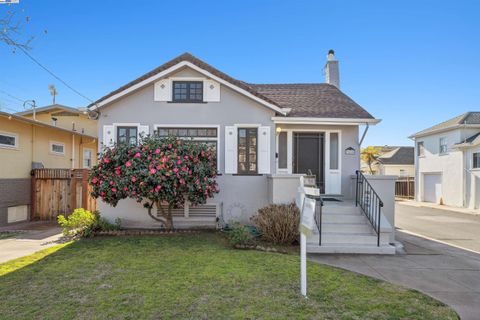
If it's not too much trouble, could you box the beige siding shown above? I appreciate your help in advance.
[23,112,97,137]
[0,117,97,179]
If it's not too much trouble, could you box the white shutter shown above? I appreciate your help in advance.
[258,126,271,174]
[154,79,172,101]
[203,79,220,102]
[138,125,149,141]
[224,126,237,174]
[102,125,114,148]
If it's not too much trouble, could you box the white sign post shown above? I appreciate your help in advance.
[297,182,319,298]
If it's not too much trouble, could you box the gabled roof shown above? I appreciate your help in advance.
[88,53,283,113]
[378,146,414,165]
[453,131,480,148]
[0,111,96,139]
[410,112,480,139]
[16,104,80,116]
[88,52,377,120]
[251,83,374,119]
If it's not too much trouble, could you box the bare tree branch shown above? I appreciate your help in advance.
[0,9,34,51]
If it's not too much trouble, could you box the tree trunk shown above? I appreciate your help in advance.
[154,201,174,230]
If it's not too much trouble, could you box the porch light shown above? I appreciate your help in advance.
[276,127,282,135]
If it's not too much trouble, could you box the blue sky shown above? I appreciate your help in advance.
[0,0,478,146]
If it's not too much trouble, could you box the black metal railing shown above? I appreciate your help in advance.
[310,194,324,246]
[355,170,383,246]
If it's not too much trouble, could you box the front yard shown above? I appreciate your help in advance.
[0,233,457,319]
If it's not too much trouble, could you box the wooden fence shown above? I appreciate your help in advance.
[395,176,415,199]
[31,168,96,221]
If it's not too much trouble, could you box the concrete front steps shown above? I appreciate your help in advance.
[307,203,395,255]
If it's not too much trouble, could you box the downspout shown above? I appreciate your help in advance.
[358,123,370,146]
[71,134,75,169]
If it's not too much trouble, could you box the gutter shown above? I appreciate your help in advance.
[271,117,381,125]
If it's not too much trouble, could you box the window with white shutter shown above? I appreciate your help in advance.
[102,125,114,148]
[257,126,271,174]
[224,126,237,174]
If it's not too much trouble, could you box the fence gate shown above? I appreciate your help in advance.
[31,169,96,221]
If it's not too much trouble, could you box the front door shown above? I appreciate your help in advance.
[293,132,325,193]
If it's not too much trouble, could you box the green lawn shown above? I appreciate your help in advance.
[0,232,20,240]
[0,233,457,320]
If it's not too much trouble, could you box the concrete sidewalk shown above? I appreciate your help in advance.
[398,199,480,216]
[309,230,480,320]
[0,222,64,264]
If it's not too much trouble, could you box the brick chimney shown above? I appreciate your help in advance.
[324,49,340,88]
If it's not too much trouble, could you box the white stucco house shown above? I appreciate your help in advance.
[410,112,480,209]
[87,51,396,254]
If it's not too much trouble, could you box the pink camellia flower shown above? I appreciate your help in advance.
[109,181,114,185]
[168,144,172,149]
[155,185,161,192]
[103,158,110,164]
[155,148,160,154]
[125,161,132,167]
[134,152,141,158]
[131,176,137,182]
[123,187,128,191]
[173,167,179,173]
[150,168,157,174]
[179,179,185,185]
[91,177,98,184]
[176,159,182,165]
[111,187,117,193]
[147,155,152,161]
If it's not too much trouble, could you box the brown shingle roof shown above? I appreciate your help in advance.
[250,83,374,118]
[88,52,280,110]
[89,52,375,120]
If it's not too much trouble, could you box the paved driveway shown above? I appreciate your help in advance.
[0,222,64,264]
[310,203,480,320]
[396,202,480,253]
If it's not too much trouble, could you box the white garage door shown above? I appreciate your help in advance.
[424,173,442,203]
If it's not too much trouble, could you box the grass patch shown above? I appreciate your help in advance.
[0,232,20,240]
[0,233,458,319]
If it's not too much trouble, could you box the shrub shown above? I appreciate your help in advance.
[251,202,300,245]
[57,208,96,237]
[57,209,121,238]
[227,222,255,247]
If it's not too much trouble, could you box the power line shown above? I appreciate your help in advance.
[0,89,24,103]
[4,34,95,104]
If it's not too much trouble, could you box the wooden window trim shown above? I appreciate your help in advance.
[117,126,138,146]
[237,127,258,175]
[172,81,203,103]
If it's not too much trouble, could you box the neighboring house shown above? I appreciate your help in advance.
[363,146,414,176]
[88,51,396,253]
[16,104,97,137]
[0,111,98,226]
[410,112,480,208]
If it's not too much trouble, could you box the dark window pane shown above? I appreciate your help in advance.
[278,132,287,169]
[172,81,203,102]
[117,126,138,146]
[237,128,258,174]
[0,134,16,147]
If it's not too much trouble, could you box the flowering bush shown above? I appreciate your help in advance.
[89,136,218,229]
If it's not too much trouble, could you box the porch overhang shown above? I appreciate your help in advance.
[271,117,381,126]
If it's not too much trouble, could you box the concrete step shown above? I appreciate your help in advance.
[308,231,390,246]
[321,222,373,233]
[307,243,396,254]
[322,206,361,215]
[322,213,367,224]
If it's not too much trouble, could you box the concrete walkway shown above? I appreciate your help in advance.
[309,230,480,320]
[0,222,64,264]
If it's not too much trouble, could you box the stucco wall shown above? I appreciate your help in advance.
[381,165,415,177]
[23,112,97,137]
[0,117,98,179]
[414,129,464,207]
[97,68,276,226]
